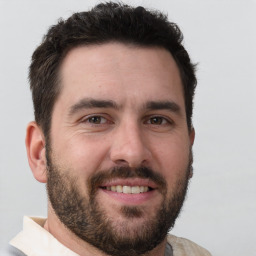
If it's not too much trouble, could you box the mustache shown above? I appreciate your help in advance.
[87,166,167,196]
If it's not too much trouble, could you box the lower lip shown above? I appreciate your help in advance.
[100,188,156,205]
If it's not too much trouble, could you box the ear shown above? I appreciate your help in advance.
[189,127,195,146]
[25,121,47,183]
[189,128,195,179]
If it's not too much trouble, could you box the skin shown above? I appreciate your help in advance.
[26,42,195,256]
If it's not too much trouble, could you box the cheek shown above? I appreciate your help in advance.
[52,132,111,176]
[152,136,191,179]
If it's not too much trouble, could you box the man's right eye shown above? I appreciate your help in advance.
[87,116,107,124]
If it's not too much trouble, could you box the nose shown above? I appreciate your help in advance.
[110,121,151,168]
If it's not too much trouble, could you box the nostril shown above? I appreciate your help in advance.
[110,136,151,167]
[114,159,130,166]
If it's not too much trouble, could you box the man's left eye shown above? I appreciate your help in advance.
[147,116,168,125]
[87,116,107,124]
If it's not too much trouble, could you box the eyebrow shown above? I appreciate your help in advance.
[69,98,119,116]
[69,98,181,116]
[145,100,181,114]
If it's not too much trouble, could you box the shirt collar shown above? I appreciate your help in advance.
[10,216,79,256]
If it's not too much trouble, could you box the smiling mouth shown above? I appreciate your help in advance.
[100,185,153,194]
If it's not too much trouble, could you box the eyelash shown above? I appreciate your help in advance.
[81,114,173,127]
[144,116,172,125]
[81,115,113,125]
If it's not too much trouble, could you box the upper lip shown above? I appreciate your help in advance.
[100,178,158,189]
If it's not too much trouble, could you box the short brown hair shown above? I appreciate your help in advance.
[29,2,197,138]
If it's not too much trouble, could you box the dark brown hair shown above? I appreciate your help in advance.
[29,2,197,137]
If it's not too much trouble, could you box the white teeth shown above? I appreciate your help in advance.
[111,186,116,192]
[105,185,150,194]
[123,186,131,194]
[116,185,122,193]
[132,186,140,194]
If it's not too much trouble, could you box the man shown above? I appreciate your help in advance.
[3,2,211,256]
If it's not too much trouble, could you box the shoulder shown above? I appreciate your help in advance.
[0,244,26,256]
[167,234,212,256]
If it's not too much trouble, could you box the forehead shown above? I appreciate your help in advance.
[57,43,184,111]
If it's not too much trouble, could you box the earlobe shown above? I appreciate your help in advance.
[25,121,47,183]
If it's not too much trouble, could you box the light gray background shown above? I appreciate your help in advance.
[0,1,255,255]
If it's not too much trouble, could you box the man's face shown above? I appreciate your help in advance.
[46,43,194,255]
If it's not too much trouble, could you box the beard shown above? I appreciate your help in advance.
[46,146,192,256]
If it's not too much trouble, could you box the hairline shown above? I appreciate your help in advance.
[43,40,191,141]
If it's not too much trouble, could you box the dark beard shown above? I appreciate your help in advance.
[46,148,192,256]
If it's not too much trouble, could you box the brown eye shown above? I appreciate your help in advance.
[149,117,167,125]
[88,116,107,124]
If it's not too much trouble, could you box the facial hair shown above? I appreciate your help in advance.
[46,147,192,256]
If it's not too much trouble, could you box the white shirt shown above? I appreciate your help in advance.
[10,216,78,256]
[10,216,211,256]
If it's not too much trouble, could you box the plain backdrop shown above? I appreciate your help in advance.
[0,1,255,255]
